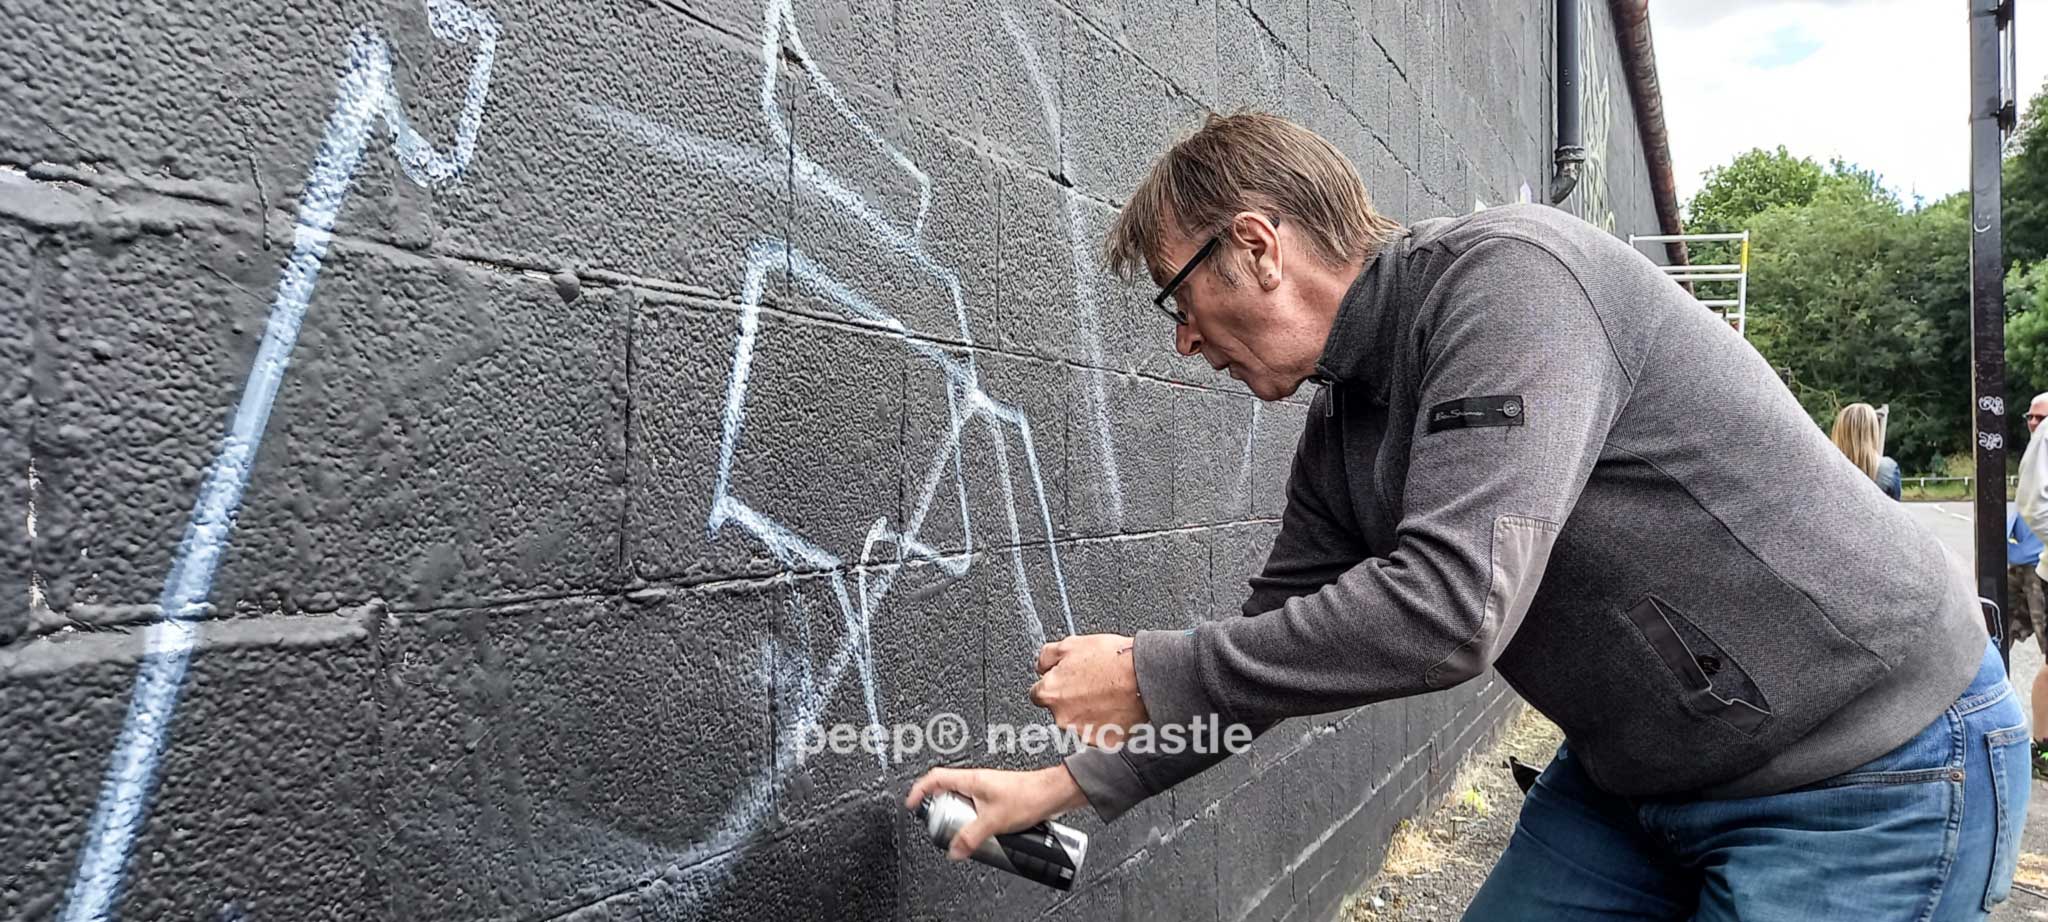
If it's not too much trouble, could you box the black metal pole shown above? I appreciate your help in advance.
[1969,0,2013,665]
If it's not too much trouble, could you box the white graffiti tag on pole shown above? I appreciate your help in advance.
[59,4,498,919]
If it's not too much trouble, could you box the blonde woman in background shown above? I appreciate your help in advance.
[1831,402,1901,500]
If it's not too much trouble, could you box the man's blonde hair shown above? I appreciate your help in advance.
[1103,111,1403,285]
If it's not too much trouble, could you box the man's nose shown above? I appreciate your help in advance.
[1174,323,1201,356]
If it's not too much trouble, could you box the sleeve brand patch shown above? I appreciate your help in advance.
[1427,395,1527,433]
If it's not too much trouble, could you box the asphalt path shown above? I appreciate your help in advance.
[1909,502,2048,919]
[1907,502,2043,724]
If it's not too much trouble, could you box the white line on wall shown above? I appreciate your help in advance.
[999,6,1128,527]
[59,3,498,919]
[27,455,45,614]
[1234,401,1260,505]
[575,0,1082,902]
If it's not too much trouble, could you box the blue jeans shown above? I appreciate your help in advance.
[1465,640,2031,921]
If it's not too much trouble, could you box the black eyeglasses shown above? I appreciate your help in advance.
[2030,413,2047,424]
[1151,219,1278,326]
[1153,236,1218,325]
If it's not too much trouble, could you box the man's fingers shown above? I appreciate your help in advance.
[906,767,965,810]
[949,816,997,861]
[1028,676,1050,709]
[1035,641,1065,675]
[905,772,939,809]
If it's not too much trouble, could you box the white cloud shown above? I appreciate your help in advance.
[1648,0,2048,207]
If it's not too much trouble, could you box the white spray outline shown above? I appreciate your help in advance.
[58,3,499,919]
[998,11,1271,526]
[55,0,1120,912]
[27,456,45,613]
[997,7,1128,526]
[573,0,1085,900]
[1233,400,1261,505]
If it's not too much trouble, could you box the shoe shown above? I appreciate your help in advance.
[2033,740,2048,782]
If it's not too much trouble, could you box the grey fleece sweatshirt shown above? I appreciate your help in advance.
[1065,204,1988,821]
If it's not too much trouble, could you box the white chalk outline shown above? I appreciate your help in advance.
[59,3,499,919]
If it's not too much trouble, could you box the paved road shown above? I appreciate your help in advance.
[1908,502,2048,919]
[1907,502,2043,728]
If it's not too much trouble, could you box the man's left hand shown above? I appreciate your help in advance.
[1030,633,1148,745]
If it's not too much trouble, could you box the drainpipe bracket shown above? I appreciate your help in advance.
[1550,146,1587,203]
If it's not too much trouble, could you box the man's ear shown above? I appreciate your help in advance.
[1230,211,1282,291]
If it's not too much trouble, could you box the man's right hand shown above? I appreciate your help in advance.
[904,764,1091,860]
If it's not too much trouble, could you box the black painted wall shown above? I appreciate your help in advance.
[1,0,1665,919]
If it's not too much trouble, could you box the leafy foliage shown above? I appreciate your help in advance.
[1684,148,1898,306]
[1741,186,1969,473]
[1686,146,1825,234]
[1673,81,2048,475]
[2005,80,2048,266]
[2006,259,2048,422]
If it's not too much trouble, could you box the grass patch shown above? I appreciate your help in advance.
[1379,820,1445,878]
[1902,481,1974,502]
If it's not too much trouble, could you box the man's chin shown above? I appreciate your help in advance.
[1246,376,1302,402]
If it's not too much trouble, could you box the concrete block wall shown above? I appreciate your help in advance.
[1,0,1665,919]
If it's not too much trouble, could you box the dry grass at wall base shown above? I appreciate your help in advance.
[1341,708,1565,922]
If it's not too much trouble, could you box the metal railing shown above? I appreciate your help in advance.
[1631,231,1750,336]
[1900,474,2020,493]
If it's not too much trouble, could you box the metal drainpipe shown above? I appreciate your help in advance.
[1551,0,1585,204]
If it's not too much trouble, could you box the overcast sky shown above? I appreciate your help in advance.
[1648,0,2048,207]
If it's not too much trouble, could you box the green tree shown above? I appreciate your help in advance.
[2004,78,2048,266]
[1684,149,1888,308]
[1819,158,1896,210]
[2001,79,2048,457]
[1688,81,2048,473]
[2006,259,2048,435]
[1687,146,1826,234]
[1743,187,1971,474]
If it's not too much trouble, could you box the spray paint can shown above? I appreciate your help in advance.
[914,791,1089,890]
